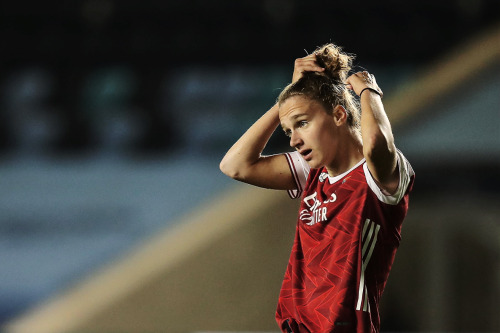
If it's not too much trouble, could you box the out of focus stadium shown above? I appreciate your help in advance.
[1,1,499,332]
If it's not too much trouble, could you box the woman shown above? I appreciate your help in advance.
[220,43,415,333]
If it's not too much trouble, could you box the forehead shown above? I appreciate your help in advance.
[279,95,325,122]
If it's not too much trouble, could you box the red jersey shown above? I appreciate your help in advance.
[276,150,415,333]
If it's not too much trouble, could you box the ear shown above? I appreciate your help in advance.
[332,105,347,126]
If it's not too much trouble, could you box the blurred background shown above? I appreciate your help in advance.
[0,0,499,332]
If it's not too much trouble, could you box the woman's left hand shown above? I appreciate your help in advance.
[346,71,383,98]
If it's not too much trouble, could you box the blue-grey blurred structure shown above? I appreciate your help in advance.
[0,1,499,332]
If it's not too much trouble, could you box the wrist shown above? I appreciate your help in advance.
[359,87,383,99]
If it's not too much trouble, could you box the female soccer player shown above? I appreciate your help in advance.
[220,43,415,333]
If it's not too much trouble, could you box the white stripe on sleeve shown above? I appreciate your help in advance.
[285,151,310,199]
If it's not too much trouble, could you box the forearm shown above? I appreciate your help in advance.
[220,103,280,178]
[360,91,395,155]
[360,91,397,185]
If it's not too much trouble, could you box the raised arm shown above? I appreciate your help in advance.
[219,102,295,189]
[220,53,324,190]
[346,71,399,194]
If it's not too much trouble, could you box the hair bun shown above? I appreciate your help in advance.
[314,43,354,83]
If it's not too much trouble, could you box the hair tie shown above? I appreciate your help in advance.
[359,87,383,98]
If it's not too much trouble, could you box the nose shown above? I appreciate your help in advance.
[289,131,303,149]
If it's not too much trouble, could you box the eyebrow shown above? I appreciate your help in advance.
[291,113,308,119]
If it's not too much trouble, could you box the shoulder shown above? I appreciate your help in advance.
[363,150,415,205]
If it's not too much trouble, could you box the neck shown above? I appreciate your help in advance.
[325,128,363,177]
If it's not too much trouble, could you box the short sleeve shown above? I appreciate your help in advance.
[284,151,311,199]
[363,150,415,205]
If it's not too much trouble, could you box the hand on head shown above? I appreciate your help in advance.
[345,71,384,98]
[292,53,325,83]
[291,51,383,99]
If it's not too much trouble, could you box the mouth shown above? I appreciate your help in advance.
[300,149,312,160]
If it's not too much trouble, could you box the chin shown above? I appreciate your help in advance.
[306,160,324,169]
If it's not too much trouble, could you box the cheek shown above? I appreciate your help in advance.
[317,127,339,159]
[317,123,337,144]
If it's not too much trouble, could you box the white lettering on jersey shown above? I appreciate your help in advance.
[301,191,335,226]
[324,193,337,204]
[304,192,321,211]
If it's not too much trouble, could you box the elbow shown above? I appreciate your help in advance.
[219,156,242,180]
[219,158,234,178]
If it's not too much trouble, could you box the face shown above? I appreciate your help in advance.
[279,95,341,169]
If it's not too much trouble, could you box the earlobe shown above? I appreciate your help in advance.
[333,105,347,125]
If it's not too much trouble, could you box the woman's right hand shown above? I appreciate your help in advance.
[292,53,324,83]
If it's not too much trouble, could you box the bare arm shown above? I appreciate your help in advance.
[346,71,399,194]
[220,53,324,189]
[219,103,294,190]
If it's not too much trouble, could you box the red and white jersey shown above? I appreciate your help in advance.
[276,150,415,333]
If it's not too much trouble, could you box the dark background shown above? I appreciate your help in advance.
[0,1,499,332]
[1,0,499,155]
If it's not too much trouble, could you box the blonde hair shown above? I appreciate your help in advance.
[278,43,360,129]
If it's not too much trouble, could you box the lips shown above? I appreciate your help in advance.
[300,149,312,160]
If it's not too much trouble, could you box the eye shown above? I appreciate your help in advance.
[298,120,308,128]
[283,129,292,137]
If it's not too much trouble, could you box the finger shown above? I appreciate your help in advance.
[296,57,320,66]
[296,63,324,73]
[303,53,317,59]
[296,59,324,71]
[303,64,325,72]
[300,66,325,72]
[347,73,361,83]
[295,54,317,65]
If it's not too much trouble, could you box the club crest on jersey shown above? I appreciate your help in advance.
[300,191,336,226]
[319,173,329,182]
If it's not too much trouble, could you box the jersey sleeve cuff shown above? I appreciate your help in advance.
[285,151,310,199]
